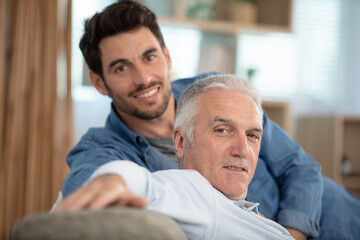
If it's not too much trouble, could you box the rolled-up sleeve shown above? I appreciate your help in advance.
[259,112,323,237]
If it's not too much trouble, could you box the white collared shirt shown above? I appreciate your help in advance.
[90,161,294,240]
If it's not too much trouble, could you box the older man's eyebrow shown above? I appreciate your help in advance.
[214,116,263,133]
[250,127,263,134]
[213,117,231,123]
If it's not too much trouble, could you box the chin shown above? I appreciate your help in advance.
[233,189,247,199]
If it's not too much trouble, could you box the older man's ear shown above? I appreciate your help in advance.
[173,128,185,161]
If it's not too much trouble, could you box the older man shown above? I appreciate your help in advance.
[55,74,293,239]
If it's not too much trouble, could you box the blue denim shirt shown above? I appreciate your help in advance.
[62,72,323,237]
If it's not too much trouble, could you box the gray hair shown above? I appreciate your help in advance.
[174,74,263,147]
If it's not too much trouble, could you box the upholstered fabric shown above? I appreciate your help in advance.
[9,207,188,240]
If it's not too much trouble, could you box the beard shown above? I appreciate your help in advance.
[107,80,172,120]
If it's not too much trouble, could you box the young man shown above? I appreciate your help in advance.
[62,1,360,239]
[56,74,294,240]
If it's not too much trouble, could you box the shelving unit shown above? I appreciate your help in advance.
[158,17,292,35]
[167,0,293,30]
[142,0,292,74]
[295,116,360,199]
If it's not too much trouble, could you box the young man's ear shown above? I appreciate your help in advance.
[89,70,109,96]
[163,46,172,71]
[173,127,185,160]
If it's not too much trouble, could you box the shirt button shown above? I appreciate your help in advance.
[137,137,143,143]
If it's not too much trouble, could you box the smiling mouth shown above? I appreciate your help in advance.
[134,87,159,98]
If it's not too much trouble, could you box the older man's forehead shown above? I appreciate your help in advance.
[202,102,262,130]
[211,114,262,129]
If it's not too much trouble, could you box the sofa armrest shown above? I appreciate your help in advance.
[10,207,188,240]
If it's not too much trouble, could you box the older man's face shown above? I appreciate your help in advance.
[175,89,263,200]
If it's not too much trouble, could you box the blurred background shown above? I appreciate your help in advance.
[1,0,359,238]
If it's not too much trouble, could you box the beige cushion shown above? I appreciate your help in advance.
[10,207,188,240]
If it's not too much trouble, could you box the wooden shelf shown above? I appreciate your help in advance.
[295,115,360,198]
[141,0,292,75]
[147,0,292,34]
[159,17,292,35]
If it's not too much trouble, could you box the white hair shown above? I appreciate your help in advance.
[174,74,263,147]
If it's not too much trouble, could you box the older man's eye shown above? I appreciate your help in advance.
[248,133,259,140]
[215,128,228,134]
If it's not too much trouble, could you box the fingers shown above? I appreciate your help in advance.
[114,192,148,208]
[86,178,127,210]
[53,174,147,213]
[127,196,148,208]
[53,184,99,212]
[88,183,147,210]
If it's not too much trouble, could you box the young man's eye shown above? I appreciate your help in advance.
[116,65,127,72]
[146,55,155,61]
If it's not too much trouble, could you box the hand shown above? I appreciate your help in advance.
[53,174,147,213]
[285,227,307,240]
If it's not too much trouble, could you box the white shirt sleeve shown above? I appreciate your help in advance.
[88,160,150,198]
[88,160,217,240]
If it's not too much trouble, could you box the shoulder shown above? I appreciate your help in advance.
[75,127,131,149]
[171,72,220,101]
[74,125,140,153]
[66,126,140,168]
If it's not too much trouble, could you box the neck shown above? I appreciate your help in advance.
[117,94,176,138]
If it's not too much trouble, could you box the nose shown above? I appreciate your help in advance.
[230,133,249,159]
[133,65,152,86]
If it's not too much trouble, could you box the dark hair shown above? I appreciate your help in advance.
[79,0,166,77]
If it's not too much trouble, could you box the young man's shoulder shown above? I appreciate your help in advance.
[171,72,220,100]
[71,126,137,157]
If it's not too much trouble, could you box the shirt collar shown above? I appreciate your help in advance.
[233,200,260,214]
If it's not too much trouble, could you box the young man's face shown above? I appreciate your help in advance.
[176,90,263,200]
[92,27,172,120]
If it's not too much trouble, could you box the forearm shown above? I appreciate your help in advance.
[285,227,307,240]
